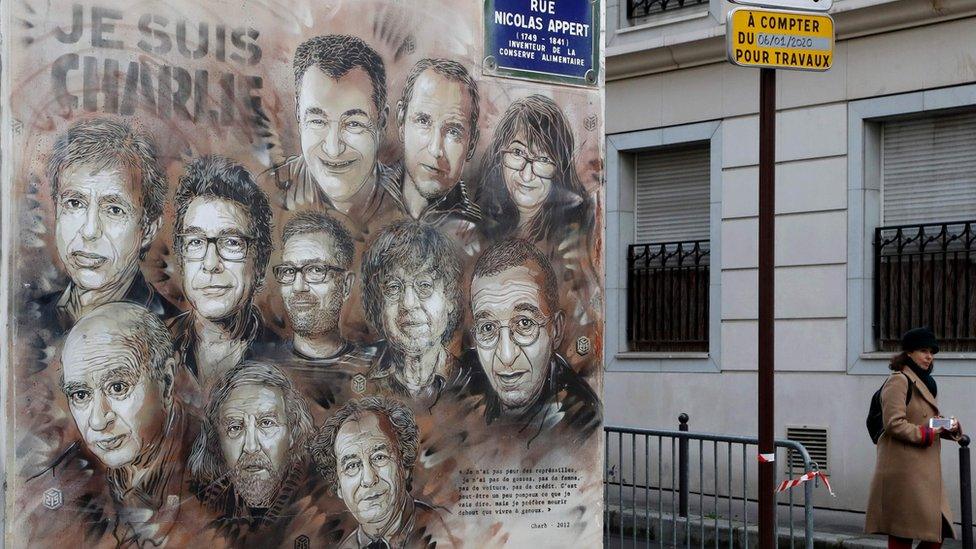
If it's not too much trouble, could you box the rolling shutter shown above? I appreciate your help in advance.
[882,110,976,226]
[634,143,710,243]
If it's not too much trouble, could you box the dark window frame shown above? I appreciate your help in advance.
[874,220,976,353]
[626,239,710,352]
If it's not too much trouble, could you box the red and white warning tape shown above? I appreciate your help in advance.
[757,453,775,463]
[775,470,836,497]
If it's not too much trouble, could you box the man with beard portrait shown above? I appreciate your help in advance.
[272,211,377,415]
[188,361,318,544]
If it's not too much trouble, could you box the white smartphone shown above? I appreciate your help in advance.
[929,417,953,430]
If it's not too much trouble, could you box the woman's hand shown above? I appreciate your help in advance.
[935,416,963,441]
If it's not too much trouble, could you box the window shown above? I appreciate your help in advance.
[847,84,976,374]
[626,0,709,27]
[881,111,976,226]
[635,144,710,243]
[874,110,976,352]
[628,143,711,352]
[606,120,721,372]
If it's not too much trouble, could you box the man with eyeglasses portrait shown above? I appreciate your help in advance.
[275,211,359,360]
[169,156,278,403]
[467,239,601,447]
[269,211,379,416]
[359,219,472,413]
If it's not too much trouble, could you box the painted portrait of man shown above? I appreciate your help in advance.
[360,220,469,412]
[468,239,601,445]
[188,361,316,542]
[269,211,377,413]
[275,211,359,361]
[30,302,201,546]
[169,156,277,390]
[32,118,178,338]
[308,397,454,548]
[385,58,481,225]
[270,34,396,240]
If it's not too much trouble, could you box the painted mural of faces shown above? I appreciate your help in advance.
[60,304,174,469]
[49,119,166,294]
[471,248,565,409]
[278,231,353,336]
[334,410,408,528]
[398,61,479,200]
[217,382,291,508]
[180,196,258,321]
[381,263,454,357]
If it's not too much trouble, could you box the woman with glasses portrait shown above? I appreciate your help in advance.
[474,94,592,250]
[472,95,600,384]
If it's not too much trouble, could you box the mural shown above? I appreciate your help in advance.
[2,0,604,546]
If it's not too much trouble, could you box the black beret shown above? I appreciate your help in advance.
[901,327,939,354]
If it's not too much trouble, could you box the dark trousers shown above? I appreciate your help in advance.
[888,536,942,549]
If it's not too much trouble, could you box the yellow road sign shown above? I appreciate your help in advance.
[727,7,834,71]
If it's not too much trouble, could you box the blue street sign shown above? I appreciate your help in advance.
[484,0,600,87]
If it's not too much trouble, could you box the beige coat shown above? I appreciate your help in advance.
[865,368,962,541]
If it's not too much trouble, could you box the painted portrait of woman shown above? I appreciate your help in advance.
[474,94,592,249]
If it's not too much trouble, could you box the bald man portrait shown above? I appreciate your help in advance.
[27,302,205,547]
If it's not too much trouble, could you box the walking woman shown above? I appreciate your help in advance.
[865,327,963,548]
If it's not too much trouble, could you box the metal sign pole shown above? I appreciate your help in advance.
[758,65,777,549]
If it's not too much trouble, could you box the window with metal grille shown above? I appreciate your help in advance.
[786,426,829,474]
[875,110,976,352]
[627,143,710,352]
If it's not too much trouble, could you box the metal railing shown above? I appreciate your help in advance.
[627,0,707,19]
[874,220,976,352]
[627,241,709,352]
[606,418,975,549]
[604,415,816,549]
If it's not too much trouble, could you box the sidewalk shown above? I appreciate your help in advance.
[606,502,966,548]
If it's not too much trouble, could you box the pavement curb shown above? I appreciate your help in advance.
[606,504,961,548]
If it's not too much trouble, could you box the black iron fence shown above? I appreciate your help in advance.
[605,418,975,549]
[874,220,976,352]
[604,415,816,549]
[627,0,707,19]
[627,241,709,352]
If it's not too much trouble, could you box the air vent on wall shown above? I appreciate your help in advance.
[786,425,829,474]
